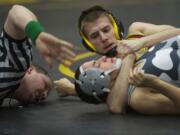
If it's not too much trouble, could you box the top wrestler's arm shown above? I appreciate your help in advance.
[128,22,180,48]
[106,54,135,114]
[117,22,180,57]
[128,22,176,36]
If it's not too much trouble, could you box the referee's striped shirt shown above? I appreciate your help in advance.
[0,30,32,103]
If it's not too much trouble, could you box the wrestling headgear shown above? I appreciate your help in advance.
[78,5,124,57]
[75,58,122,104]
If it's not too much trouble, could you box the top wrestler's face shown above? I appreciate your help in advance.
[83,15,118,54]
[18,67,52,104]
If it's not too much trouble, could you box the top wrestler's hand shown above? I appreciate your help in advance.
[35,32,76,68]
[116,39,144,58]
[128,67,157,87]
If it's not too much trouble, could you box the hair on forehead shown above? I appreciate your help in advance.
[78,5,110,31]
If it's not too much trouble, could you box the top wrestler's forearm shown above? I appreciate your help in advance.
[140,28,180,48]
[128,22,175,36]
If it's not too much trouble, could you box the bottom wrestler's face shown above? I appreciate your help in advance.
[82,57,121,86]
[82,57,120,71]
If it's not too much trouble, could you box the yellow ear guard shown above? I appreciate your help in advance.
[108,14,121,40]
[80,31,96,51]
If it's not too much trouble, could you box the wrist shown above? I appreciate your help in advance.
[139,37,147,48]
[125,54,136,61]
[146,75,159,88]
[25,21,45,43]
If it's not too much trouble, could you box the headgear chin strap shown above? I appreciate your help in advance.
[75,58,122,104]
[104,45,118,57]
